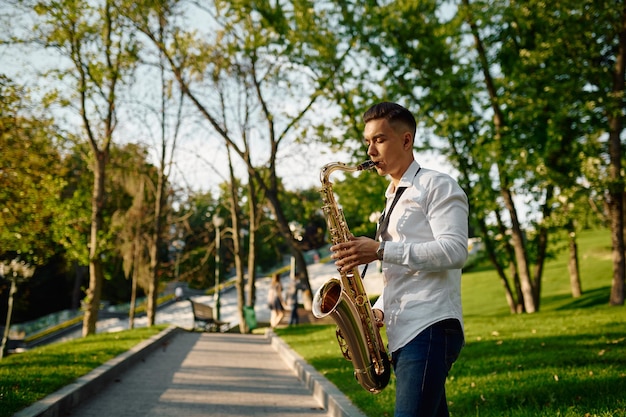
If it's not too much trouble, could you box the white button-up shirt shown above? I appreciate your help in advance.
[372,160,469,352]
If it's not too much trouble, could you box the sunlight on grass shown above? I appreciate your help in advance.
[278,229,626,417]
[279,306,626,417]
[0,325,167,417]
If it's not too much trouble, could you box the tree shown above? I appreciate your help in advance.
[332,0,625,312]
[0,77,64,355]
[134,35,185,326]
[0,76,66,265]
[329,0,534,312]
[126,0,355,311]
[23,0,141,335]
[114,177,150,329]
[110,144,154,329]
[603,2,626,305]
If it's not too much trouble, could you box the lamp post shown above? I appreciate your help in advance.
[288,221,303,280]
[213,215,224,321]
[171,239,185,281]
[1,259,35,359]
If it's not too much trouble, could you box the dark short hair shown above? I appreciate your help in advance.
[363,102,416,137]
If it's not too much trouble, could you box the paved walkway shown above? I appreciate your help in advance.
[66,331,336,417]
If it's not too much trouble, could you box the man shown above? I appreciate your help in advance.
[331,102,469,417]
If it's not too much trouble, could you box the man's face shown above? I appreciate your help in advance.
[364,118,412,179]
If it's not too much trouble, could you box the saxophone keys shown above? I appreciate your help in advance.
[354,294,367,306]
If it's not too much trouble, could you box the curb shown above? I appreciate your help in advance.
[12,325,182,417]
[266,329,367,417]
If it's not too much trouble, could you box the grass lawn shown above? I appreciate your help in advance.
[276,229,626,416]
[0,325,168,417]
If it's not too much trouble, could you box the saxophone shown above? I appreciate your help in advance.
[312,160,391,394]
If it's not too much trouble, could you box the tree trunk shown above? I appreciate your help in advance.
[464,0,536,312]
[478,218,518,314]
[531,185,554,311]
[226,143,249,334]
[501,186,536,312]
[129,240,140,329]
[245,177,259,311]
[241,177,259,333]
[147,171,164,326]
[83,152,106,336]
[567,227,582,298]
[494,210,524,313]
[608,3,626,306]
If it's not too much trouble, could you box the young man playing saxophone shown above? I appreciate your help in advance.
[331,102,469,417]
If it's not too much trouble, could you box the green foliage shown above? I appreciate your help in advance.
[0,76,67,265]
[281,187,327,250]
[2,0,624,332]
[332,0,626,307]
[50,144,93,265]
[333,169,388,238]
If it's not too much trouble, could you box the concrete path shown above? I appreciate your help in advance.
[65,331,335,417]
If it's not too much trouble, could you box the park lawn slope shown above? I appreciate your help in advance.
[277,228,626,417]
[0,325,167,417]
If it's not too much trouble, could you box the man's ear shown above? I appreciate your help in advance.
[404,133,413,149]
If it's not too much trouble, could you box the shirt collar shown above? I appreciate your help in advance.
[385,160,421,197]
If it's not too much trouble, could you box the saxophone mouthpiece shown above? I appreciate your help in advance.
[358,160,379,170]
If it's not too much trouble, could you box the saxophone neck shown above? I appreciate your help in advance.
[320,160,378,184]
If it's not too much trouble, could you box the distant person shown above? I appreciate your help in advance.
[267,273,285,328]
[288,277,302,326]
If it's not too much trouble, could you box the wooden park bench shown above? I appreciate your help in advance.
[188,299,230,333]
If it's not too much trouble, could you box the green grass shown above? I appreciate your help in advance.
[0,325,168,417]
[276,229,626,416]
[453,308,625,417]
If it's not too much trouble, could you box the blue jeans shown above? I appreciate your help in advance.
[391,319,464,417]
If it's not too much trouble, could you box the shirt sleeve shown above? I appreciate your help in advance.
[385,174,469,271]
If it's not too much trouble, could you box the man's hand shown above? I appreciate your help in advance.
[373,308,384,328]
[330,235,379,272]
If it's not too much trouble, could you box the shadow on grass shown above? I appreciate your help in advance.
[451,373,626,416]
[452,330,626,416]
[542,286,612,311]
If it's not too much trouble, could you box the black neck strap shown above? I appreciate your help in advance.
[374,186,407,242]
